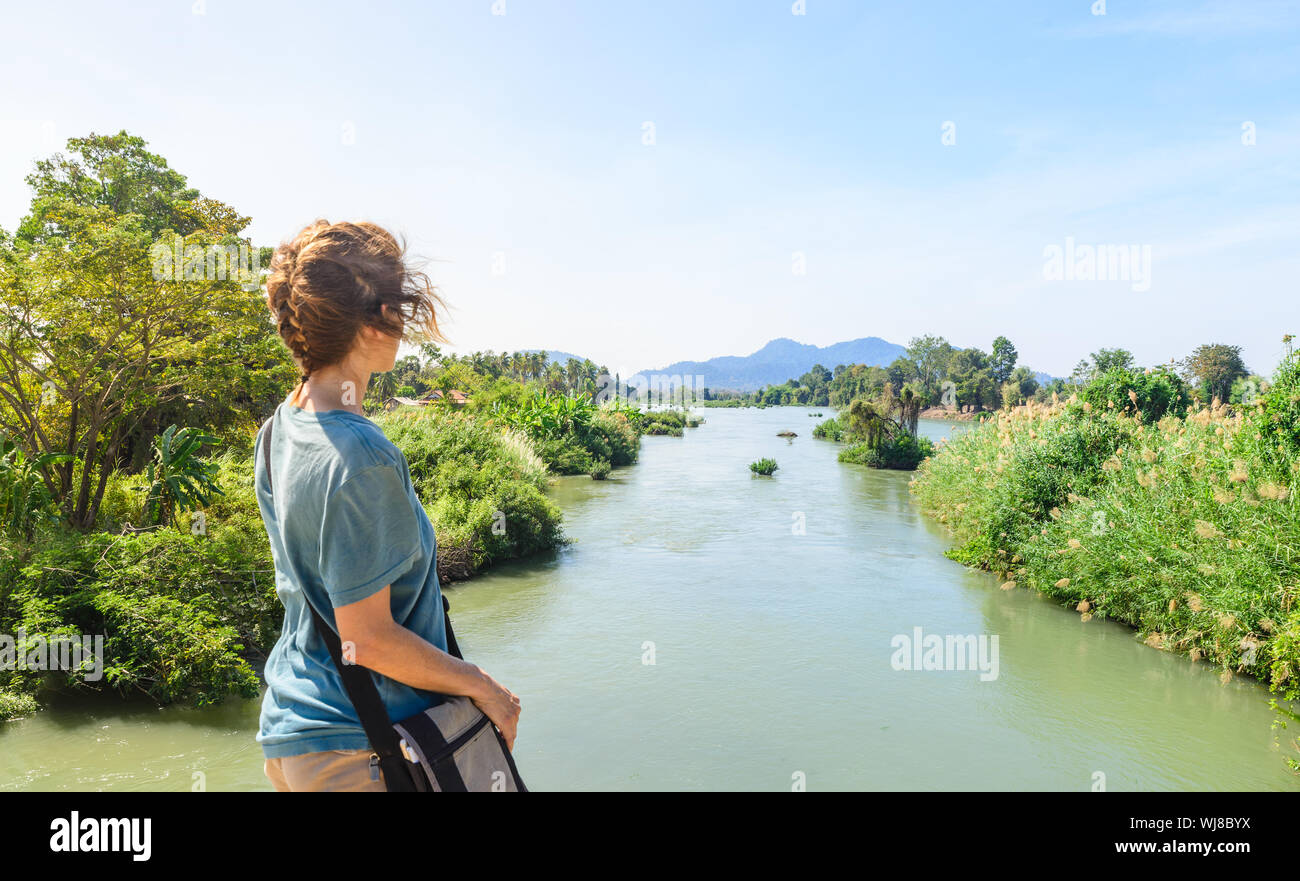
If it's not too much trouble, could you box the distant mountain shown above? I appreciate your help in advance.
[529,340,1057,393]
[643,337,906,393]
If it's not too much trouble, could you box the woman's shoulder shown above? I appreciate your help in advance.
[279,406,405,480]
[323,412,404,469]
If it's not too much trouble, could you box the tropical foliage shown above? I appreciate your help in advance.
[488,391,646,474]
[912,342,1300,769]
[0,132,294,530]
[142,425,224,527]
[0,436,71,538]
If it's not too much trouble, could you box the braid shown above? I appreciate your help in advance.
[277,294,313,380]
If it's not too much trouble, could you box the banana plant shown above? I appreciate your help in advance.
[492,390,597,440]
[0,436,73,538]
[143,425,224,528]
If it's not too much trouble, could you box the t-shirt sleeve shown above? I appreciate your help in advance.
[318,464,422,608]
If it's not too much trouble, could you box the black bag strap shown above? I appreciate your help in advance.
[262,405,469,792]
[310,603,417,791]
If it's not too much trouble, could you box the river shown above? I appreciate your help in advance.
[2,407,1294,791]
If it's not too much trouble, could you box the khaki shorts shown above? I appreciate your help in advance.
[264,749,386,792]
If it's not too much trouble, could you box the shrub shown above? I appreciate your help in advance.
[1,524,268,709]
[587,410,641,466]
[0,687,37,721]
[749,458,778,476]
[1253,351,1300,470]
[0,448,279,717]
[839,434,934,470]
[534,437,595,474]
[97,468,148,532]
[641,410,688,436]
[374,409,565,576]
[1078,366,1190,422]
[590,459,611,480]
[813,416,844,441]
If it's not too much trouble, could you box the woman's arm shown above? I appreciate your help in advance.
[334,587,521,749]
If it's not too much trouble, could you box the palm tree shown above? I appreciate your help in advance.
[371,371,398,402]
[890,384,922,438]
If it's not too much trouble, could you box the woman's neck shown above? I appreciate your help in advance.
[290,362,370,415]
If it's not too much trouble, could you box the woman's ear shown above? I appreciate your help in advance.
[380,303,405,331]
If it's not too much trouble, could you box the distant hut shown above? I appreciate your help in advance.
[421,389,471,407]
[383,396,424,412]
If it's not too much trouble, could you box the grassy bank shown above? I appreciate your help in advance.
[911,361,1300,767]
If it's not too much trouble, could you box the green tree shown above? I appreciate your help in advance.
[905,336,954,404]
[1000,366,1039,408]
[0,435,72,538]
[990,336,1018,385]
[367,371,399,407]
[797,363,833,406]
[1181,343,1248,404]
[391,355,427,395]
[143,425,224,528]
[829,363,887,407]
[1071,347,1135,384]
[948,348,997,412]
[0,131,292,528]
[886,356,918,393]
[1229,374,1268,405]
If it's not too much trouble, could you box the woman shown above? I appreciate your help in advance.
[254,220,520,792]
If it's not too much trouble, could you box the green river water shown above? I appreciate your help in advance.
[2,407,1295,791]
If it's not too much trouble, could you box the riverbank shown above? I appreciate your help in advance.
[918,406,993,421]
[910,376,1300,771]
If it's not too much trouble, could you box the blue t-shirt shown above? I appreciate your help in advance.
[253,402,446,759]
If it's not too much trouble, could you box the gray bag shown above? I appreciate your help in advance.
[393,694,525,792]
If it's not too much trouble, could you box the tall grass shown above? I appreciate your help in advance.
[912,394,1300,718]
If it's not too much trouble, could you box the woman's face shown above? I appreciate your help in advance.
[361,326,402,373]
[359,306,404,372]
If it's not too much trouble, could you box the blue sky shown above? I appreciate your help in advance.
[1,0,1297,378]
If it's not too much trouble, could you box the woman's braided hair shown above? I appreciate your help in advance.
[266,220,445,380]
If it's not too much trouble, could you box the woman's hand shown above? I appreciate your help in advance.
[335,588,523,750]
[469,667,521,751]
